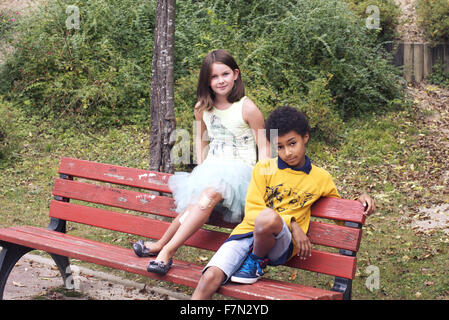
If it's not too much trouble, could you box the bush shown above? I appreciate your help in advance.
[426,59,449,88]
[0,0,155,128]
[175,0,404,137]
[0,10,18,39]
[0,97,23,167]
[417,0,449,43]
[301,74,344,142]
[0,0,405,141]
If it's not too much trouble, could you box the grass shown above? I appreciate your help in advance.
[1,94,448,300]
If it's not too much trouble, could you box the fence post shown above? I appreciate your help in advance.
[414,43,424,83]
[423,43,432,79]
[403,42,413,83]
[391,41,449,82]
[444,41,449,73]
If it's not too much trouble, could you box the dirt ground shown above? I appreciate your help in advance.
[0,0,42,11]
[3,252,189,300]
[394,0,427,42]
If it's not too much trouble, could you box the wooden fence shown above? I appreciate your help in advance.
[386,42,449,83]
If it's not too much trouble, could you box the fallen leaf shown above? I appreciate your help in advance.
[197,256,209,262]
[13,281,25,287]
[289,271,297,281]
[40,277,53,281]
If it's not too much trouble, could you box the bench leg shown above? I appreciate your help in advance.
[0,242,33,300]
[47,217,74,289]
[49,254,74,289]
[332,276,352,300]
[331,223,360,300]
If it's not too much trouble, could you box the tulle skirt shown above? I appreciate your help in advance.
[168,158,253,223]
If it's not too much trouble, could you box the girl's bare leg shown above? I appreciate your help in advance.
[143,213,184,253]
[155,187,223,263]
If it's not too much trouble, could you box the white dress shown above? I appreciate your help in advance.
[168,96,257,223]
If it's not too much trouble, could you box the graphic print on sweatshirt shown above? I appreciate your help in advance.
[265,183,315,213]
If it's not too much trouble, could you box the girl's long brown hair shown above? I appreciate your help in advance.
[196,49,245,112]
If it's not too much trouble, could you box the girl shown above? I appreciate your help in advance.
[133,49,270,275]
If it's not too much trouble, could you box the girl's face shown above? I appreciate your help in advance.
[209,62,239,98]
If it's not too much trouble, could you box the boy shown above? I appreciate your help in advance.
[191,106,376,299]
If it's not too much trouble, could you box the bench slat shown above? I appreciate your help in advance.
[52,178,236,229]
[53,178,177,219]
[0,226,342,300]
[308,221,362,252]
[285,250,357,279]
[311,197,366,224]
[58,157,172,193]
[49,200,230,252]
[49,200,356,279]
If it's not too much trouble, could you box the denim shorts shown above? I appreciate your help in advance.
[203,219,293,284]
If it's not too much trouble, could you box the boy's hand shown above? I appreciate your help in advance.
[357,193,376,216]
[291,220,311,260]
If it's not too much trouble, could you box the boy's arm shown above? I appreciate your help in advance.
[230,161,273,237]
[243,162,272,224]
[290,219,311,260]
[323,172,340,199]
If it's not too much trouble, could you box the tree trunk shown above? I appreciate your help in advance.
[149,0,176,173]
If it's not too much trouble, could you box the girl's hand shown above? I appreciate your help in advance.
[291,220,311,260]
[357,193,376,216]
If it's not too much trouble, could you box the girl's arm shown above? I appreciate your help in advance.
[242,98,271,161]
[194,104,208,165]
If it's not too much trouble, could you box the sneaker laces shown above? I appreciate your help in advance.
[240,253,267,276]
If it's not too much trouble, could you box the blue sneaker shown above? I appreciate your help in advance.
[231,253,267,284]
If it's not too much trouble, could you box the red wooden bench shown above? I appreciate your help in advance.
[0,157,366,300]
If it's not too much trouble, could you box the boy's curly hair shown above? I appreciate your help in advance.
[265,106,310,141]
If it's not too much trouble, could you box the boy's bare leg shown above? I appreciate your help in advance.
[155,188,223,263]
[192,266,226,300]
[252,208,284,258]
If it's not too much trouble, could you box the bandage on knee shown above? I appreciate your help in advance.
[179,210,190,225]
[198,194,213,210]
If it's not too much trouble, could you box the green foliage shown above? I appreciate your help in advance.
[417,0,449,42]
[426,59,449,88]
[0,0,155,128]
[0,97,24,167]
[345,0,401,43]
[175,0,405,141]
[0,0,405,140]
[0,9,18,39]
[300,74,344,142]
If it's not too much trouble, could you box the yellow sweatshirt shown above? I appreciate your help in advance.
[230,157,340,257]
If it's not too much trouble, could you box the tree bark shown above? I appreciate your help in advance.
[149,0,176,173]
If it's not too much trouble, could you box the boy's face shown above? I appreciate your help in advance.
[276,130,309,169]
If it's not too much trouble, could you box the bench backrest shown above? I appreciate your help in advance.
[51,157,365,280]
